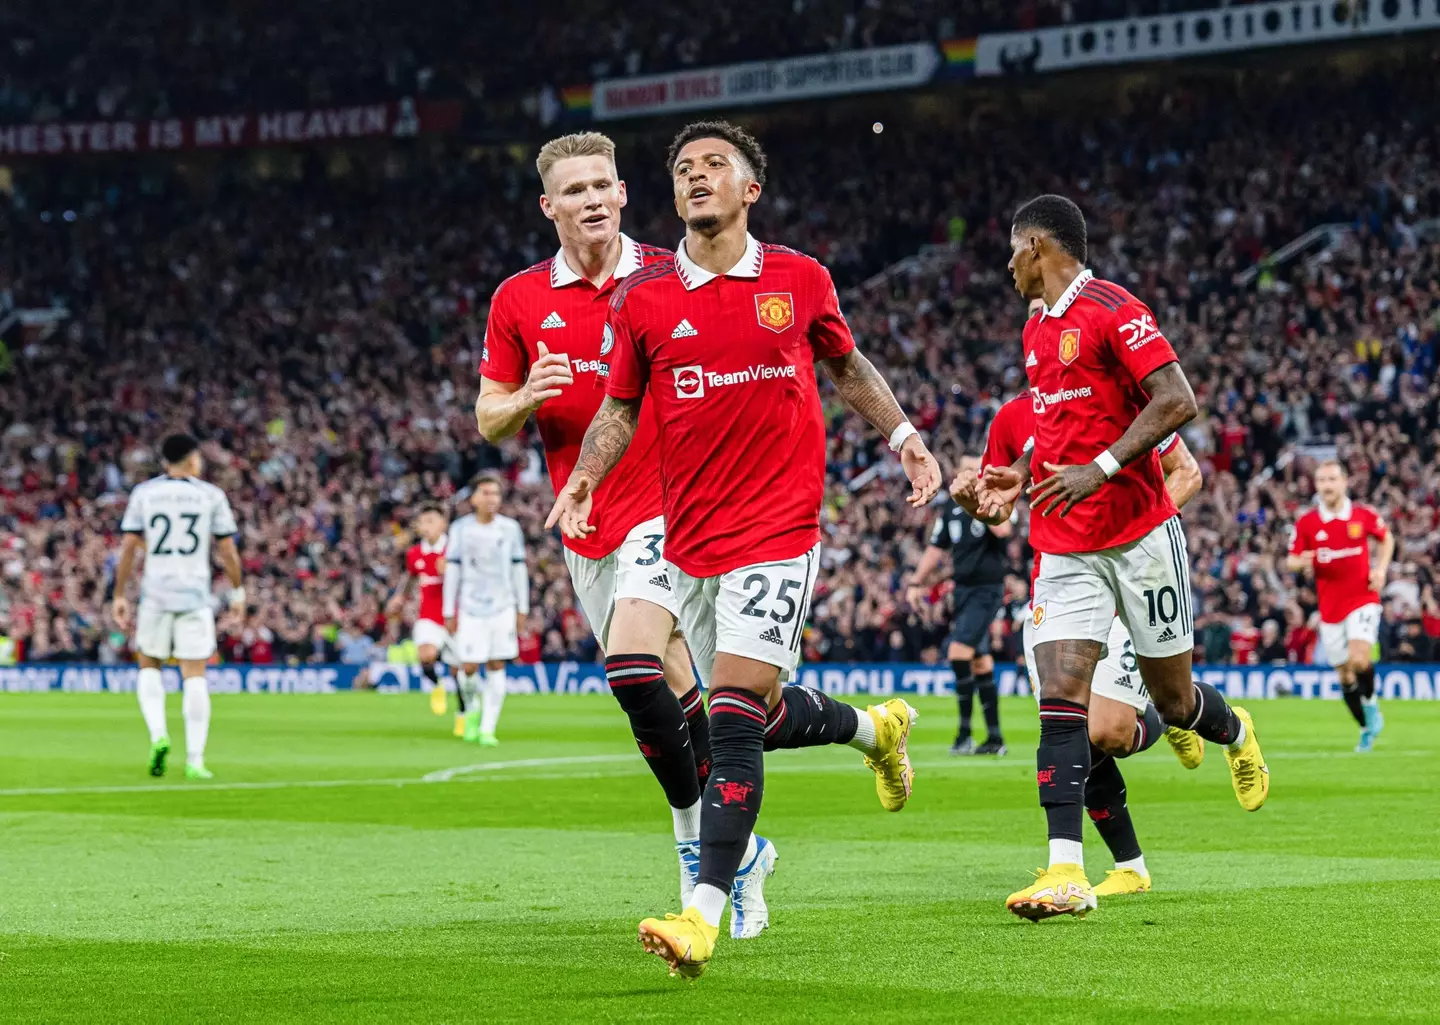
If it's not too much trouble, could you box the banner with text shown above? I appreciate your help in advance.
[5,662,1440,701]
[0,98,462,158]
[975,0,1440,77]
[592,42,940,121]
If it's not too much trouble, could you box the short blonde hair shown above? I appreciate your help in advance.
[536,132,617,190]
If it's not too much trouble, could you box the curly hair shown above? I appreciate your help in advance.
[666,120,768,186]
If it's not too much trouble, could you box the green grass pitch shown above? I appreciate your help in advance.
[2,692,1437,1024]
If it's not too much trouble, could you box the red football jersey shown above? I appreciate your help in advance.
[1023,270,1181,554]
[405,539,447,624]
[1288,499,1388,622]
[604,235,854,577]
[481,233,669,559]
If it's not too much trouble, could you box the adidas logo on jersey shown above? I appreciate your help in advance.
[671,319,698,338]
[1026,351,1038,368]
[647,574,672,591]
[1157,626,1177,642]
[758,625,784,644]
[541,311,567,329]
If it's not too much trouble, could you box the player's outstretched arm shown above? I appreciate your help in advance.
[544,395,643,538]
[475,343,575,443]
[819,349,941,506]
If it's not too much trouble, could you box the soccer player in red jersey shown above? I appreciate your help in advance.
[974,195,1268,920]
[385,504,463,733]
[1286,460,1394,750]
[473,132,774,933]
[546,120,941,976]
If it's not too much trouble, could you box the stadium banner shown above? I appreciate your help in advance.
[974,0,1440,77]
[5,662,1440,700]
[590,42,940,121]
[0,98,462,158]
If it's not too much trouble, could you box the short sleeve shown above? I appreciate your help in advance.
[807,265,856,360]
[1106,296,1179,386]
[1367,507,1389,540]
[445,522,463,563]
[510,520,527,562]
[982,401,1028,468]
[211,490,239,537]
[480,284,528,384]
[928,513,951,549]
[120,490,144,533]
[603,298,648,401]
[1288,519,1311,555]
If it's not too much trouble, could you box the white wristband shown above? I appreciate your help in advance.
[888,421,918,453]
[229,586,247,607]
[1093,449,1122,479]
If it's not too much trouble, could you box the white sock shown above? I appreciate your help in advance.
[1226,720,1247,753]
[672,799,701,843]
[1049,838,1084,869]
[1115,855,1148,876]
[459,670,480,712]
[479,667,506,735]
[136,668,168,742]
[689,883,727,928]
[182,676,211,766]
[846,708,878,754]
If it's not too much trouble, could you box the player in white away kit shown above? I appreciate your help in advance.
[443,474,529,745]
[111,435,244,779]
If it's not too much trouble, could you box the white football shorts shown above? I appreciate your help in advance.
[1319,603,1382,667]
[135,603,216,662]
[1025,612,1149,712]
[412,618,459,665]
[563,515,680,648]
[454,610,519,665]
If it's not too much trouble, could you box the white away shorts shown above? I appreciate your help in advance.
[454,610,519,665]
[135,603,216,662]
[1025,613,1150,712]
[1031,516,1194,660]
[563,515,680,648]
[674,543,821,685]
[1319,603,1382,667]
[412,619,459,665]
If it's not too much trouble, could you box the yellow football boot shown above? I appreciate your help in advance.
[429,680,448,716]
[638,907,718,979]
[1093,868,1151,896]
[452,712,467,738]
[1225,706,1269,811]
[863,699,919,812]
[1006,864,1096,921]
[1164,726,1204,769]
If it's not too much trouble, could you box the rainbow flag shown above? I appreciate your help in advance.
[560,86,593,114]
[941,38,977,76]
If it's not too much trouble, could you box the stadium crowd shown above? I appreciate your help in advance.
[2,53,1438,668]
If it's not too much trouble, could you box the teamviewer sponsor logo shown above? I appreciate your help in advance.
[673,362,798,399]
[1316,545,1364,564]
[674,365,705,399]
[570,358,607,374]
[1030,385,1094,413]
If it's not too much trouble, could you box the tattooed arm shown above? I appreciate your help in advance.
[544,395,643,538]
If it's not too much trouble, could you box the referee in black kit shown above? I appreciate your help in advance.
[907,455,1012,755]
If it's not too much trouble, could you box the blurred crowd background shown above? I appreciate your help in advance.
[2,2,1437,668]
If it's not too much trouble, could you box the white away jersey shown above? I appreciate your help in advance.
[443,514,530,618]
[120,475,238,613]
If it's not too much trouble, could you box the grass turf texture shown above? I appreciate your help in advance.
[1,693,1436,1024]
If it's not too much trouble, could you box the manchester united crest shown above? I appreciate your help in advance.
[1348,522,1363,539]
[1059,328,1081,365]
[755,292,795,333]
[1032,602,1046,628]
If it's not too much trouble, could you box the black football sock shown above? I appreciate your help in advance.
[1085,752,1142,864]
[1130,703,1164,755]
[677,685,713,789]
[1356,665,1377,701]
[1340,683,1367,727]
[697,687,768,894]
[1168,680,1242,746]
[420,661,440,685]
[453,672,467,714]
[1038,698,1090,853]
[951,659,974,739]
[764,686,859,751]
[606,654,700,810]
[976,671,1002,742]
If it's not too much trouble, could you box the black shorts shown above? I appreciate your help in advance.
[947,583,1005,654]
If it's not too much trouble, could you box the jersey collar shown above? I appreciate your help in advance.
[674,233,763,291]
[1040,268,1094,320]
[419,537,445,555]
[549,232,643,288]
[1317,497,1353,522]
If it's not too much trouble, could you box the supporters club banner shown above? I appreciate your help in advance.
[974,0,1440,78]
[0,98,462,158]
[5,662,1440,700]
[590,42,940,121]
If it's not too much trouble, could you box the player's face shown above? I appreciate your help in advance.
[472,483,502,517]
[1315,464,1348,504]
[671,138,761,234]
[1008,228,1044,300]
[416,510,446,543]
[539,155,626,249]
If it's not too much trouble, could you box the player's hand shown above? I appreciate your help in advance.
[899,435,941,507]
[519,342,574,411]
[1029,461,1107,517]
[949,467,979,508]
[1369,566,1388,593]
[111,597,131,630]
[975,464,1023,520]
[545,474,597,539]
[445,616,457,635]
